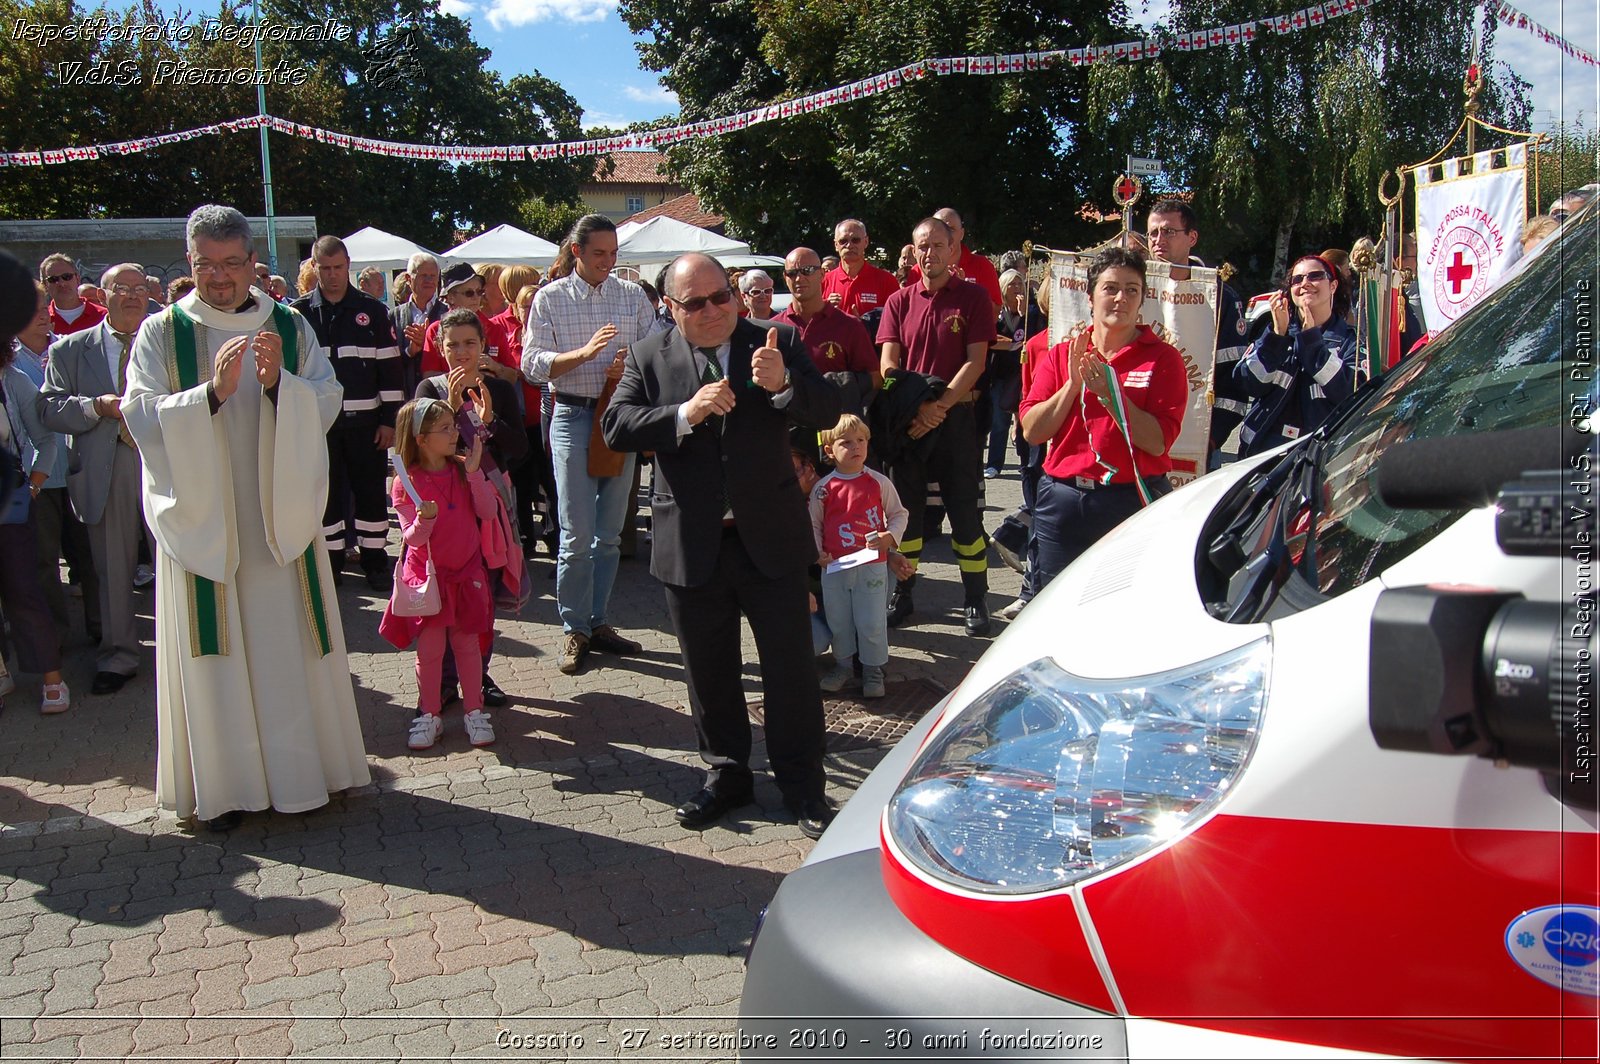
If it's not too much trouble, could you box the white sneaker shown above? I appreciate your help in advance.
[818,663,854,693]
[995,597,1027,620]
[408,713,443,750]
[464,709,496,746]
[41,681,70,715]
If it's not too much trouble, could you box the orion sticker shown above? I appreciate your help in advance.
[1505,905,1600,996]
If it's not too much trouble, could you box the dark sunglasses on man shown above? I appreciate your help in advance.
[669,288,735,314]
[44,271,77,285]
[783,265,822,279]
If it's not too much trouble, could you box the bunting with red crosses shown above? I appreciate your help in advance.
[1,0,1383,168]
[1491,0,1599,69]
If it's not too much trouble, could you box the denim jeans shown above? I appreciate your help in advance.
[549,402,636,636]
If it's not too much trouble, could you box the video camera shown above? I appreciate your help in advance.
[1368,426,1596,808]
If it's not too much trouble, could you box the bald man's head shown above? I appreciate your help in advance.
[934,208,965,247]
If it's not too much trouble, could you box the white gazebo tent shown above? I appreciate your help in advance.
[615,217,749,265]
[450,224,560,268]
[344,226,439,274]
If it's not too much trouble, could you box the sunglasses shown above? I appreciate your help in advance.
[44,272,77,284]
[783,265,823,278]
[670,288,735,314]
[746,287,774,297]
[453,286,485,298]
[836,235,864,245]
[1289,269,1329,286]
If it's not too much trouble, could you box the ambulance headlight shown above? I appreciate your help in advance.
[887,638,1270,895]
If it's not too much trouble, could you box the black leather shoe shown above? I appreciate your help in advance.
[203,811,243,831]
[365,569,393,593]
[91,671,130,695]
[675,786,755,829]
[964,602,993,637]
[481,675,508,707]
[887,577,916,628]
[787,798,836,840]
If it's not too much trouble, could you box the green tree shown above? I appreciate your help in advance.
[620,0,1135,259]
[1530,123,1599,215]
[0,0,595,250]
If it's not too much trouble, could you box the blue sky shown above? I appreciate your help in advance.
[456,0,1597,133]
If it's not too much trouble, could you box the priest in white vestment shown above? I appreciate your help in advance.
[122,205,371,825]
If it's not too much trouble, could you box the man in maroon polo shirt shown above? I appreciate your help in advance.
[774,247,878,415]
[907,208,1004,307]
[821,218,901,319]
[39,254,106,336]
[877,216,996,636]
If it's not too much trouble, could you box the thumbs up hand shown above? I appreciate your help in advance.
[751,327,788,392]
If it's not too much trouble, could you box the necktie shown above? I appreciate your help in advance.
[698,346,723,383]
[696,347,732,518]
[114,331,136,448]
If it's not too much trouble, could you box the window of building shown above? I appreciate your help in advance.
[626,196,644,214]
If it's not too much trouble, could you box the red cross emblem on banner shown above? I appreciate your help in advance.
[1291,12,1307,28]
[1226,26,1241,43]
[1310,8,1324,22]
[1446,250,1474,294]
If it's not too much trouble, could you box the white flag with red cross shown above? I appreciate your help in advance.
[1414,142,1527,334]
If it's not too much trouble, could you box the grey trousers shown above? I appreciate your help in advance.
[86,444,144,676]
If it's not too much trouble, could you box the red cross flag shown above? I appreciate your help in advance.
[1414,143,1528,333]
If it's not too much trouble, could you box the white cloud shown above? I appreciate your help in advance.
[622,84,678,107]
[484,0,614,32]
[438,0,475,15]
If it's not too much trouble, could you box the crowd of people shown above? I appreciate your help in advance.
[0,186,1589,836]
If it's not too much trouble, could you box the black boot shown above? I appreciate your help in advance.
[887,574,916,628]
[962,571,991,637]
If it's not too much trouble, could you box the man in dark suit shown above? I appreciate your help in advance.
[603,253,842,838]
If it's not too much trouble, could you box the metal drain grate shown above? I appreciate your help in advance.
[750,677,947,754]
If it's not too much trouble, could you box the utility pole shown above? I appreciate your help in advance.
[253,0,278,273]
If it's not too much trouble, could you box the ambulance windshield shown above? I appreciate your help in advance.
[1309,202,1593,597]
[1201,201,1594,620]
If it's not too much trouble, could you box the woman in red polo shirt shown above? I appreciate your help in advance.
[1019,247,1187,592]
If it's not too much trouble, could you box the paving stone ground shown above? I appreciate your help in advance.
[0,471,1025,1062]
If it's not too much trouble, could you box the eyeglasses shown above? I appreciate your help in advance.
[1146,227,1192,240]
[423,424,459,436]
[783,265,823,278]
[453,286,484,298]
[194,257,251,275]
[669,288,735,314]
[746,287,774,297]
[1289,269,1329,286]
[44,271,78,284]
[110,284,150,298]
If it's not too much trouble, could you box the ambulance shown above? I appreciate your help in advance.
[740,206,1598,1061]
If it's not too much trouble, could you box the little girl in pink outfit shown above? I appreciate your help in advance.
[381,398,499,750]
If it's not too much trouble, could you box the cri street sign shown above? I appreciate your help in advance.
[1126,155,1165,177]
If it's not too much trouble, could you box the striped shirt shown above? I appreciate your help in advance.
[524,272,658,399]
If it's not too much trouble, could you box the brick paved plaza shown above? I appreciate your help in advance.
[0,474,1024,1061]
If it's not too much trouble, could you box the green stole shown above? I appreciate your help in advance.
[166,301,333,659]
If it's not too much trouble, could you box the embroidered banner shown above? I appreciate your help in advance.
[1414,143,1528,333]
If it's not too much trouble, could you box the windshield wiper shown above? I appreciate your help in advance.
[1214,438,1325,623]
